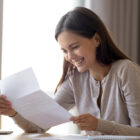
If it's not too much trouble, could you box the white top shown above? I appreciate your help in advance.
[13,59,140,135]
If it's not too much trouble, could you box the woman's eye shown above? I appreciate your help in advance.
[71,46,79,50]
[62,50,67,54]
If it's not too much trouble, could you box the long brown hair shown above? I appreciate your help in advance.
[54,7,129,93]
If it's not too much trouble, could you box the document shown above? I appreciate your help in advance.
[32,135,140,140]
[0,68,72,129]
[24,133,140,140]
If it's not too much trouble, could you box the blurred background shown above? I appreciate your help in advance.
[0,0,139,134]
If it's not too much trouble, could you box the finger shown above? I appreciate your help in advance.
[71,117,88,124]
[73,117,90,124]
[0,106,13,114]
[1,95,7,100]
[2,108,16,116]
[76,123,94,131]
[0,100,7,104]
[77,122,88,127]
[0,106,12,113]
[76,123,89,130]
[0,100,11,108]
[72,114,90,121]
[72,119,85,124]
[0,105,11,110]
[0,99,9,104]
[78,126,90,131]
[71,118,82,124]
[0,108,8,112]
[0,100,11,107]
[70,116,79,121]
[78,114,91,119]
[0,99,11,106]
[0,104,10,109]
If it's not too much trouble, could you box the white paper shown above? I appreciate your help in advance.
[31,135,88,140]
[0,68,72,129]
[32,135,140,140]
[0,68,40,101]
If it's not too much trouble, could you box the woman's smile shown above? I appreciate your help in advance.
[72,57,85,67]
[58,31,100,73]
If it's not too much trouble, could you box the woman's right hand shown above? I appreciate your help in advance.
[0,95,17,117]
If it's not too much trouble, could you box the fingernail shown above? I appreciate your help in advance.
[7,101,11,105]
[69,117,73,121]
[1,95,6,99]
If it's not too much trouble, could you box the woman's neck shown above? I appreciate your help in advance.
[89,62,111,81]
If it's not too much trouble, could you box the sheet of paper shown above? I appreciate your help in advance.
[32,135,140,140]
[0,68,40,101]
[31,134,88,140]
[0,68,72,129]
[13,90,71,129]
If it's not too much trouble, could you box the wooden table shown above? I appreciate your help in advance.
[0,133,52,140]
[1,133,140,140]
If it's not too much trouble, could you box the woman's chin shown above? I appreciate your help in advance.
[76,67,87,73]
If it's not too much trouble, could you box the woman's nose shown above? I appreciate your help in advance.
[66,52,75,61]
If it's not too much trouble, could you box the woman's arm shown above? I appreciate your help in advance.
[55,75,75,110]
[0,95,46,133]
[11,77,74,133]
[70,113,140,136]
[96,119,140,135]
[71,61,140,135]
[97,61,140,135]
[1,72,74,133]
[12,113,47,133]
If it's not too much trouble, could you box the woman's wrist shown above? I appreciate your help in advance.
[9,111,17,117]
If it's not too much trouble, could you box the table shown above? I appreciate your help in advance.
[1,133,140,140]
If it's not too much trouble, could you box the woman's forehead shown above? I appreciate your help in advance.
[58,31,86,44]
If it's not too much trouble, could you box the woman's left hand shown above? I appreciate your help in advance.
[70,113,98,131]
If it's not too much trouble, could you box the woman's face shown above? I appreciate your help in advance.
[57,31,100,73]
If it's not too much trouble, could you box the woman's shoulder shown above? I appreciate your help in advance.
[111,59,140,76]
[66,69,89,81]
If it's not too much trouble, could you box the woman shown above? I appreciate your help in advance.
[0,7,140,135]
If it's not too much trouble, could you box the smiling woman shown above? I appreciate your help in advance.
[53,7,140,135]
[1,0,80,133]
[0,4,140,136]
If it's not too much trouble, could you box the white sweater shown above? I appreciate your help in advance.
[13,59,140,135]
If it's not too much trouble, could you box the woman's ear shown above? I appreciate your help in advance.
[92,33,101,47]
[94,33,101,43]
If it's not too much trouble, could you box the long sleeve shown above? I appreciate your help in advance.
[12,113,47,133]
[96,60,140,135]
[96,119,140,135]
[55,75,75,110]
[120,61,140,127]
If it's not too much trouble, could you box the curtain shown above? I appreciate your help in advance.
[84,0,139,64]
[0,0,3,129]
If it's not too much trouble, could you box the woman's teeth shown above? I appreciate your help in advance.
[74,58,84,66]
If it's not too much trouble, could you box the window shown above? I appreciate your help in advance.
[2,0,81,134]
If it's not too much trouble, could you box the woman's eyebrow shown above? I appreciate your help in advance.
[61,42,79,51]
[68,42,79,48]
